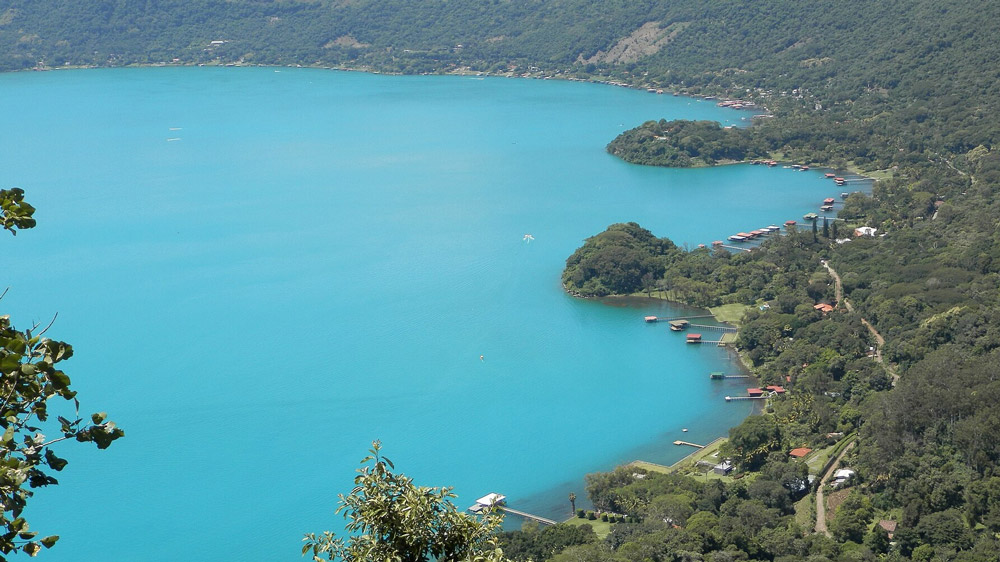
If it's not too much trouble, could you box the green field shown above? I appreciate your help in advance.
[563,515,614,539]
[709,304,751,325]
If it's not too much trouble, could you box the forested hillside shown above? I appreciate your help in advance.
[5,0,1000,560]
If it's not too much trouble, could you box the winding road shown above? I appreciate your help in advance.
[821,260,898,384]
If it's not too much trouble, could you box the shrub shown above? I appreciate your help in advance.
[587,511,596,520]
[576,508,586,519]
[601,513,609,522]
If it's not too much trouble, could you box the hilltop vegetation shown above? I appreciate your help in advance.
[4,0,1000,560]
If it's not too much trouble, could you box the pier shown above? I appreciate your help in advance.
[725,395,768,401]
[673,440,705,448]
[662,315,715,321]
[718,244,751,252]
[500,507,557,526]
[710,372,750,379]
[688,324,738,333]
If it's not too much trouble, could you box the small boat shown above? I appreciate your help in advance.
[841,192,849,199]
[803,212,819,221]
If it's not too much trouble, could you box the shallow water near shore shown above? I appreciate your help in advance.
[0,67,862,560]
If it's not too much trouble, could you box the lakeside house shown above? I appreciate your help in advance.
[814,303,835,313]
[789,447,812,458]
[713,460,733,475]
[854,226,878,237]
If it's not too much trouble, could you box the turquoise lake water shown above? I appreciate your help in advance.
[0,67,857,561]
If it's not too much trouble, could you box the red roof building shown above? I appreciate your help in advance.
[686,333,702,343]
[878,520,898,539]
[766,385,786,394]
[747,388,764,397]
[789,447,812,458]
[814,303,834,313]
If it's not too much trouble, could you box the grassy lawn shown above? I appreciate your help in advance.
[629,460,673,474]
[804,434,856,476]
[563,516,614,540]
[793,493,814,530]
[805,443,837,476]
[709,304,751,325]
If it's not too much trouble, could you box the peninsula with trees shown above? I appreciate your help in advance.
[3,0,1000,560]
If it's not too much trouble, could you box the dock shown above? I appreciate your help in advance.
[710,372,750,379]
[500,507,557,526]
[661,315,715,320]
[718,244,751,252]
[688,324,738,332]
[468,493,557,526]
[674,440,705,448]
[725,395,768,401]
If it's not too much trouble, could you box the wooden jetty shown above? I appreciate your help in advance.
[689,323,738,333]
[673,440,705,448]
[663,315,715,320]
[718,244,751,252]
[725,395,768,401]
[710,372,750,379]
[500,507,557,526]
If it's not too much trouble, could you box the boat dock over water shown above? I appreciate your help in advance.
[500,507,557,526]
[467,493,556,526]
[688,324,738,333]
[710,372,750,379]
[673,440,705,448]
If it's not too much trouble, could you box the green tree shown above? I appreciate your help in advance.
[722,416,784,471]
[0,188,124,559]
[303,441,508,562]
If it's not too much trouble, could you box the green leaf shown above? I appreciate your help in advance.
[45,449,68,471]
[40,535,58,548]
[0,354,21,372]
[49,371,71,390]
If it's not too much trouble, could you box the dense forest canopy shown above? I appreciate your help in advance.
[4,0,1000,560]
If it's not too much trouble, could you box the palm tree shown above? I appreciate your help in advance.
[569,492,577,513]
